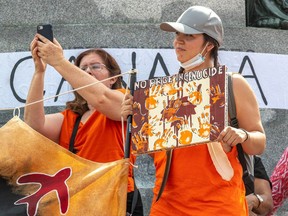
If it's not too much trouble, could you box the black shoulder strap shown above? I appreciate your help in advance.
[228,73,238,128]
[227,73,248,173]
[69,115,81,153]
[156,149,173,202]
[130,170,139,215]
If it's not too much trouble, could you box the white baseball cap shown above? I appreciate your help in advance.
[160,6,224,46]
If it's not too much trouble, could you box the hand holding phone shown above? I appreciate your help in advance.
[37,24,53,42]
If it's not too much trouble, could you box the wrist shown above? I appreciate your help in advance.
[239,128,249,143]
[253,193,263,210]
[54,58,68,69]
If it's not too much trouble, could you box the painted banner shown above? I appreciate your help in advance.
[0,49,288,110]
[0,116,129,215]
[131,66,227,154]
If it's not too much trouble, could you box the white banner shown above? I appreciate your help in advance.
[0,49,287,110]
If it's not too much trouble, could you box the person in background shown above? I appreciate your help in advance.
[121,5,266,215]
[246,156,273,216]
[25,38,143,215]
[269,147,288,215]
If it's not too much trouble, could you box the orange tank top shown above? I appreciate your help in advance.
[150,144,248,216]
[59,108,135,192]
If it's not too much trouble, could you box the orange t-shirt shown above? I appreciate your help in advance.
[59,108,135,193]
[150,144,248,216]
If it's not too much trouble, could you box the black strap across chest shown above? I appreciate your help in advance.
[69,115,82,153]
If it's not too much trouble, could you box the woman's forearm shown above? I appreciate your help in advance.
[241,130,266,155]
[24,71,46,131]
[53,59,124,120]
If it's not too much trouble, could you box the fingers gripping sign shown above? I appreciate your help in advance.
[121,94,134,119]
[217,126,249,148]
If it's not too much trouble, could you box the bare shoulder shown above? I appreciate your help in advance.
[46,113,64,126]
[231,73,247,85]
[44,113,64,143]
[231,73,254,96]
[231,73,260,117]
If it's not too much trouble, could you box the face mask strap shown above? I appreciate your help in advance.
[179,42,210,70]
[200,42,209,57]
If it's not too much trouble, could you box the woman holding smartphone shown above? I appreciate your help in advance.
[25,36,143,215]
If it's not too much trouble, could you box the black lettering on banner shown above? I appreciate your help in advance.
[10,56,33,103]
[54,77,66,102]
[11,56,76,104]
[10,52,267,106]
[238,55,268,105]
[148,53,170,79]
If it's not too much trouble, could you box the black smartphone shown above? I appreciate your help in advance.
[37,24,53,42]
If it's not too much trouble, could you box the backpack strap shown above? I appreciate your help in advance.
[156,149,173,202]
[227,73,254,176]
[69,115,81,153]
[129,170,139,215]
[227,73,246,170]
[227,73,239,128]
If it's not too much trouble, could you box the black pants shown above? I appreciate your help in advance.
[126,189,144,216]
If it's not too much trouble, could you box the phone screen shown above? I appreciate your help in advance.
[37,24,53,42]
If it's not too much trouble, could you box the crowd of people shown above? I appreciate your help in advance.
[23,4,286,216]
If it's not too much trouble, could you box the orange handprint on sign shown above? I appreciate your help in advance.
[132,102,146,128]
[210,84,225,106]
[197,112,221,140]
[132,132,148,153]
[186,82,202,105]
[140,115,158,137]
[179,129,193,145]
[161,97,183,123]
[177,121,194,145]
[153,128,173,150]
[162,77,182,96]
[140,122,154,137]
[197,112,211,139]
[144,85,162,110]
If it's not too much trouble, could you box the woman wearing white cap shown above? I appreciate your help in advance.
[121,5,266,216]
